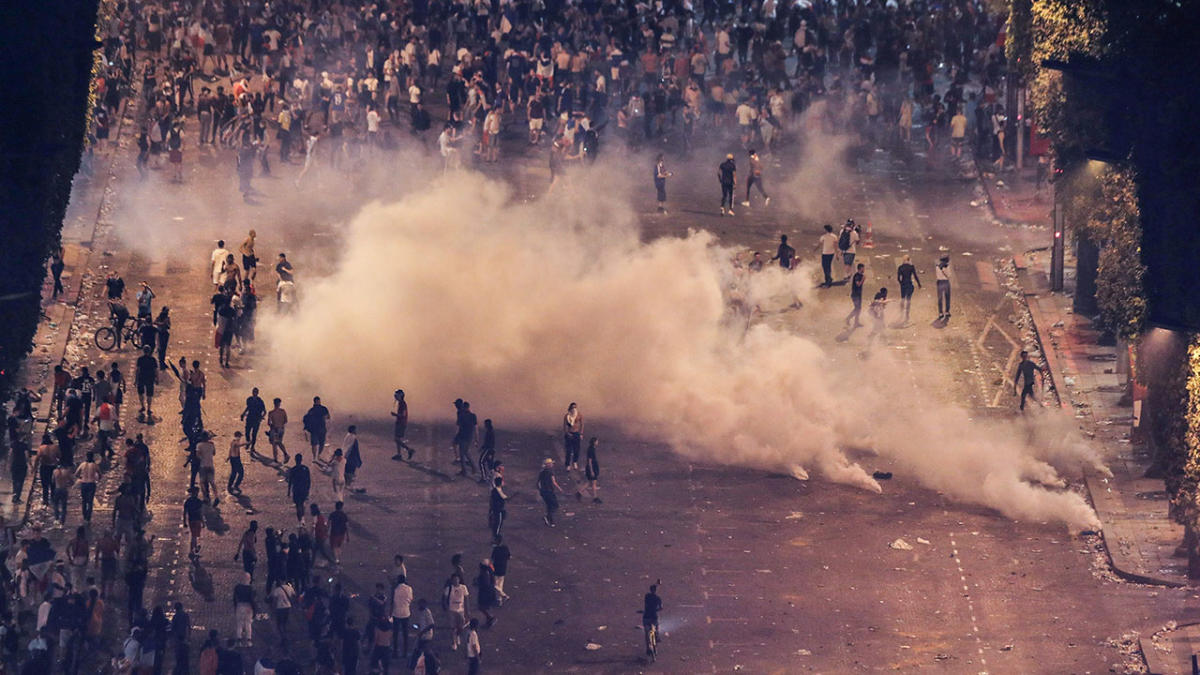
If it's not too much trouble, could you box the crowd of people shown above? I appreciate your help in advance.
[0,0,1027,671]
[90,0,1020,191]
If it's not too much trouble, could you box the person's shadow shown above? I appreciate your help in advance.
[931,316,949,329]
[836,323,862,342]
[188,559,215,601]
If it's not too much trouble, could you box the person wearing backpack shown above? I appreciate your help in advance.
[838,219,860,281]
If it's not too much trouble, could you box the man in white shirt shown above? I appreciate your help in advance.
[814,224,839,287]
[210,240,231,288]
[269,580,296,646]
[466,618,482,673]
[446,575,470,651]
[391,575,414,657]
[366,107,380,148]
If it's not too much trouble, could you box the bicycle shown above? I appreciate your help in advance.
[94,320,143,352]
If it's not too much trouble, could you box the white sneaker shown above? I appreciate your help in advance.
[764,197,771,206]
[728,210,735,216]
[741,201,750,207]
[719,207,725,215]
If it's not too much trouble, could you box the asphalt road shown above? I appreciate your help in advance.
[38,115,1190,674]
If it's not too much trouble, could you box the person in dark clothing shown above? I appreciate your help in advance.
[491,536,511,604]
[50,251,65,298]
[488,477,507,538]
[302,397,331,463]
[896,255,922,322]
[770,235,795,270]
[718,154,736,215]
[642,583,663,657]
[341,616,360,675]
[537,458,563,526]
[454,400,478,476]
[286,455,311,524]
[241,388,266,452]
[845,263,866,328]
[1013,350,1045,411]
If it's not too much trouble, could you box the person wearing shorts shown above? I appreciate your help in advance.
[134,346,157,419]
[267,398,289,464]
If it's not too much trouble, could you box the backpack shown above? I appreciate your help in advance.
[837,228,852,251]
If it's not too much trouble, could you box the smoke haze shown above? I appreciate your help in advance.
[259,166,1102,530]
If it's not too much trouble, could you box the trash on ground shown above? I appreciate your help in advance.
[890,539,914,551]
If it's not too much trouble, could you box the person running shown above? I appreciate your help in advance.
[814,225,838,287]
[267,398,289,464]
[537,458,564,526]
[935,255,953,320]
[718,153,737,216]
[770,235,796,271]
[488,476,508,538]
[302,396,331,463]
[241,387,266,453]
[227,431,245,494]
[286,455,311,525]
[1013,350,1045,411]
[896,255,922,322]
[741,148,769,207]
[642,582,663,657]
[845,263,867,328]
[391,389,412,460]
[329,500,349,565]
[134,346,158,423]
[653,154,671,214]
[183,487,204,559]
[562,402,583,470]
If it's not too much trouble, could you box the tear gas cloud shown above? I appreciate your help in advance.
[261,165,1102,530]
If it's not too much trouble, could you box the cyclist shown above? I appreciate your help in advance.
[642,582,663,658]
[109,300,131,349]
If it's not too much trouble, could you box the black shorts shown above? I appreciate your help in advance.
[242,254,256,270]
[900,284,915,299]
[136,380,154,397]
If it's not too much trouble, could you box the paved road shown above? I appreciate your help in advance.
[24,118,1187,674]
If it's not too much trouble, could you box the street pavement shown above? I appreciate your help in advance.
[6,113,1195,674]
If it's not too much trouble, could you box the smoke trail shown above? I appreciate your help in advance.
[261,167,1101,530]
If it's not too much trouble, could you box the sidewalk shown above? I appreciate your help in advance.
[989,174,1200,674]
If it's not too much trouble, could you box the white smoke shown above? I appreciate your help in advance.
[256,165,1101,530]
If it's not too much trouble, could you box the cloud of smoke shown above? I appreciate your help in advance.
[259,163,1101,530]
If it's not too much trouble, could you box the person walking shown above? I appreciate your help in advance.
[454,400,478,476]
[195,431,218,505]
[488,476,508,538]
[134,346,158,423]
[302,396,331,463]
[391,575,413,658]
[233,573,256,647]
[445,574,470,651]
[329,500,349,565]
[391,389,412,460]
[653,154,671,214]
[718,153,736,216]
[75,451,99,523]
[491,536,511,604]
[741,149,769,207]
[935,255,952,320]
[768,234,795,272]
[241,388,266,453]
[154,307,171,369]
[227,431,245,494]
[466,618,482,674]
[837,220,860,281]
[269,579,296,646]
[267,398,289,464]
[286,455,311,525]
[235,521,258,578]
[1013,350,1045,411]
[583,437,602,503]
[562,402,583,470]
[329,448,347,503]
[475,561,497,627]
[477,419,496,484]
[815,225,838,287]
[183,487,205,559]
[52,462,74,525]
[896,255,922,322]
[538,458,564,526]
[845,263,867,328]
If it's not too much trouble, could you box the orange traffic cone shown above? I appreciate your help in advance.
[862,221,875,249]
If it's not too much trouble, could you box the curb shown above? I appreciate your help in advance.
[1011,255,1187,589]
[1139,621,1200,675]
